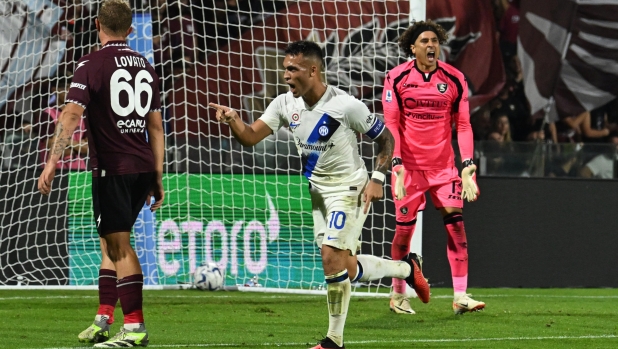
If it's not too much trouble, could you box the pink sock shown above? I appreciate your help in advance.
[444,213,468,293]
[392,222,415,294]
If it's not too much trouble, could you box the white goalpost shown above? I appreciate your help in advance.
[0,0,425,294]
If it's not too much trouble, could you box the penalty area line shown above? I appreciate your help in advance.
[27,334,618,349]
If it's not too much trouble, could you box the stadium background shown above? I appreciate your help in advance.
[1,0,617,290]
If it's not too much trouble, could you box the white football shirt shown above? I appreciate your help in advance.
[259,85,385,195]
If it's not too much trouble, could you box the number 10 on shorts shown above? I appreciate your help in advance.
[328,211,347,230]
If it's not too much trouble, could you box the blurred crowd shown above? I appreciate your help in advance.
[472,0,618,178]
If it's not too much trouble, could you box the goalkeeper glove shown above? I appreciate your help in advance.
[461,159,480,202]
[392,157,406,200]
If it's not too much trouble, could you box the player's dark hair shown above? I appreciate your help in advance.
[285,40,325,70]
[398,20,449,58]
[98,0,132,36]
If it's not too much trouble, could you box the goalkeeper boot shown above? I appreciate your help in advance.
[78,315,110,343]
[403,253,430,303]
[94,324,149,348]
[390,292,416,314]
[309,336,344,349]
[453,294,486,315]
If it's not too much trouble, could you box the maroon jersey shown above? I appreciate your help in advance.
[66,40,161,177]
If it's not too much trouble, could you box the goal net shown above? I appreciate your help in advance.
[0,0,423,293]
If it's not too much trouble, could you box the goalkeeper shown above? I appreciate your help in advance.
[382,20,484,316]
[211,40,429,349]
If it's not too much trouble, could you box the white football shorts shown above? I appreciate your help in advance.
[311,188,369,255]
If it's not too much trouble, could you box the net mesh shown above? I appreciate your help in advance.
[0,0,416,292]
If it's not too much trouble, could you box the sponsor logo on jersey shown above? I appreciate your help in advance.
[296,139,335,152]
[404,98,448,108]
[385,89,393,102]
[117,119,146,133]
[403,83,418,88]
[437,83,448,93]
[70,82,86,90]
[404,112,445,120]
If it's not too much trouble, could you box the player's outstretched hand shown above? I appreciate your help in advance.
[461,162,480,202]
[38,165,56,196]
[393,166,406,200]
[362,181,384,214]
[146,176,165,212]
[209,103,238,124]
[391,157,406,200]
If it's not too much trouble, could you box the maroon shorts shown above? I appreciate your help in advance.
[92,172,154,235]
[391,166,462,222]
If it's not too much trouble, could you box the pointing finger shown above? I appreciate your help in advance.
[208,103,229,112]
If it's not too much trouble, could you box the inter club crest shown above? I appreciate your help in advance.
[437,83,448,93]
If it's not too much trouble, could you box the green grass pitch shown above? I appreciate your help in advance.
[1,288,617,349]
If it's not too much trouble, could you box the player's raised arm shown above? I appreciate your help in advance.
[209,103,272,147]
[38,102,84,196]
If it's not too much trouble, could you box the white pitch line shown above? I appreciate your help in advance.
[3,293,618,302]
[22,334,618,349]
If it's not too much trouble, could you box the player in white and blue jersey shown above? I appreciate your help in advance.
[210,40,429,349]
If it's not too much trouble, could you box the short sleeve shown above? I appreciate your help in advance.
[258,94,288,133]
[344,96,385,139]
[148,65,162,112]
[66,56,91,108]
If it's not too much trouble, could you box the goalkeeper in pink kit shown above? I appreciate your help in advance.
[382,20,485,315]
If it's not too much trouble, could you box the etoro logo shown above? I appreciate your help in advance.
[158,193,280,277]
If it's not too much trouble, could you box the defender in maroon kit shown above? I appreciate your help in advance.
[38,0,163,347]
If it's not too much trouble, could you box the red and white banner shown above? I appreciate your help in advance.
[518,0,618,119]
[0,0,66,110]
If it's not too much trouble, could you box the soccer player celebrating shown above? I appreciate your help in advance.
[210,40,429,349]
[38,0,164,347]
[382,20,485,315]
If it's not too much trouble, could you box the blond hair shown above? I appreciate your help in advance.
[98,0,132,36]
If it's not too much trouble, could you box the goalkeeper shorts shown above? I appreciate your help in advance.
[92,172,155,236]
[310,189,367,255]
[392,166,462,223]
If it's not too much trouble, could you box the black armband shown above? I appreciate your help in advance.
[462,159,474,168]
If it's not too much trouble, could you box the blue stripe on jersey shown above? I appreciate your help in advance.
[365,117,385,139]
[302,152,320,179]
[307,113,341,144]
